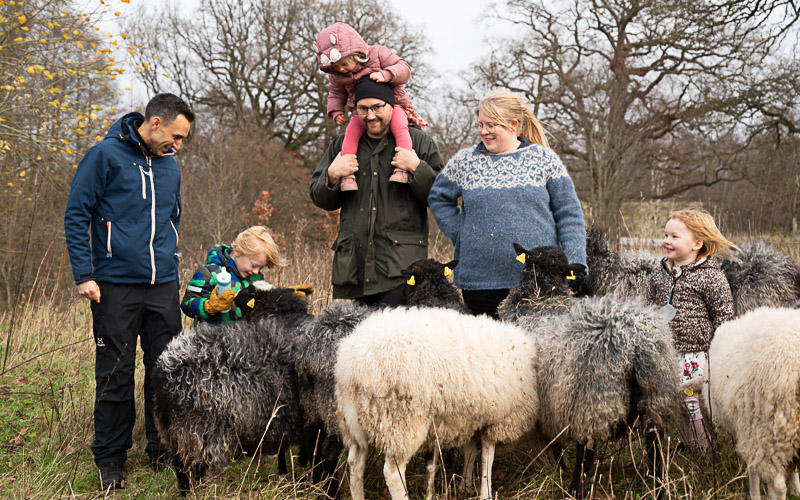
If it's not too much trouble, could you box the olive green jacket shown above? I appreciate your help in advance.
[309,127,444,299]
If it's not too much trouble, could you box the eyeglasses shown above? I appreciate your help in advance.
[476,121,502,132]
[356,102,390,115]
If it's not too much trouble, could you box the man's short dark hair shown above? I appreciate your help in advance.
[144,93,195,124]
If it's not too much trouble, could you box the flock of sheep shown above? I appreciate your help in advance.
[152,230,800,500]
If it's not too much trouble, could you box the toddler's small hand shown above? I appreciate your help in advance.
[370,72,386,82]
[334,115,348,126]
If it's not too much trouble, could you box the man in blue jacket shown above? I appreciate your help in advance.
[64,93,193,491]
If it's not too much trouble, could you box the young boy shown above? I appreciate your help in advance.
[181,226,287,324]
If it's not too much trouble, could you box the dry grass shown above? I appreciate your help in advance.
[0,220,795,499]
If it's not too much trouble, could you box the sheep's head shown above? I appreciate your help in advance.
[234,281,309,320]
[401,259,465,310]
[512,243,583,297]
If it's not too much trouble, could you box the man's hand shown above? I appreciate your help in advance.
[370,71,386,82]
[391,147,420,175]
[334,115,348,126]
[326,153,359,186]
[78,280,101,303]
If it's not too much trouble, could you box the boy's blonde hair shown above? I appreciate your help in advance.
[232,226,287,269]
[476,90,550,147]
[669,208,739,260]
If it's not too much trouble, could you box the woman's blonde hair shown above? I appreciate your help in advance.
[232,226,287,269]
[669,208,739,260]
[476,90,549,147]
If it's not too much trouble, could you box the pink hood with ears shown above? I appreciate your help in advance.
[315,22,368,73]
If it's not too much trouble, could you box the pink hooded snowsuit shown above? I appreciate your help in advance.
[315,22,413,119]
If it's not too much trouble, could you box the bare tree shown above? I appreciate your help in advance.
[472,0,800,228]
[125,0,431,158]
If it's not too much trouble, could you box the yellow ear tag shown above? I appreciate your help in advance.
[566,270,576,280]
[406,276,416,286]
[247,298,255,309]
[684,386,695,397]
[516,253,526,264]
[443,266,452,277]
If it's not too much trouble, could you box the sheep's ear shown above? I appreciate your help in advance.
[246,297,256,309]
[445,259,458,270]
[513,243,527,264]
[400,267,413,279]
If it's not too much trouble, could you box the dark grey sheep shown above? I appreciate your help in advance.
[584,227,800,316]
[153,285,311,493]
[720,240,800,315]
[154,259,466,496]
[499,244,678,499]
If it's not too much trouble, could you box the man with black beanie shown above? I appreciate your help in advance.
[309,77,444,307]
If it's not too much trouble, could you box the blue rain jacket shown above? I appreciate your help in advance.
[64,112,182,284]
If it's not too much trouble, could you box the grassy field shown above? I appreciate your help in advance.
[0,219,796,499]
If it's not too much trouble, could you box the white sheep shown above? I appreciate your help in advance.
[334,306,538,500]
[704,306,800,500]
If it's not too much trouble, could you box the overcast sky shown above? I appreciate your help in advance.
[389,0,498,74]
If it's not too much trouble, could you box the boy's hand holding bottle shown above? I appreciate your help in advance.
[204,286,236,314]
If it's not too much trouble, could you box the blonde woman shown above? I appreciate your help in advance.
[181,226,287,324]
[428,90,587,318]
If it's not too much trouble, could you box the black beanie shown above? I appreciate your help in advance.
[354,76,395,107]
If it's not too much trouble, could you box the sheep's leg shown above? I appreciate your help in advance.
[172,454,192,496]
[569,443,595,499]
[767,473,787,500]
[788,466,800,497]
[277,440,288,476]
[461,437,479,492]
[383,454,410,500]
[310,427,328,484]
[645,423,665,498]
[748,466,762,500]
[479,439,496,500]
[347,444,368,500]
[320,435,343,499]
[424,451,437,499]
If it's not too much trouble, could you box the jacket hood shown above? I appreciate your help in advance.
[315,22,368,74]
[105,112,172,157]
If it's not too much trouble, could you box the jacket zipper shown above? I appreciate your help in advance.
[146,157,157,284]
[106,221,112,258]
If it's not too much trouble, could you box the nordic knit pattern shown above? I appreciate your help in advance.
[646,256,734,352]
[180,244,267,323]
[428,144,586,290]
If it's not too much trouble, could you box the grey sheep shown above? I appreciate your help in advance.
[499,244,678,498]
[584,227,800,315]
[152,284,315,493]
[720,241,800,315]
[154,259,464,496]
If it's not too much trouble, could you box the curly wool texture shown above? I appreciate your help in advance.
[335,306,539,456]
[517,295,677,444]
[720,241,800,315]
[291,302,371,436]
[584,228,800,315]
[153,287,310,470]
[499,245,677,449]
[704,307,800,496]
[583,226,658,299]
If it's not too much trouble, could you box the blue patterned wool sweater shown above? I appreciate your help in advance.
[428,143,587,290]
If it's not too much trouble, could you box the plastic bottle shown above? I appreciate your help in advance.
[216,268,232,313]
